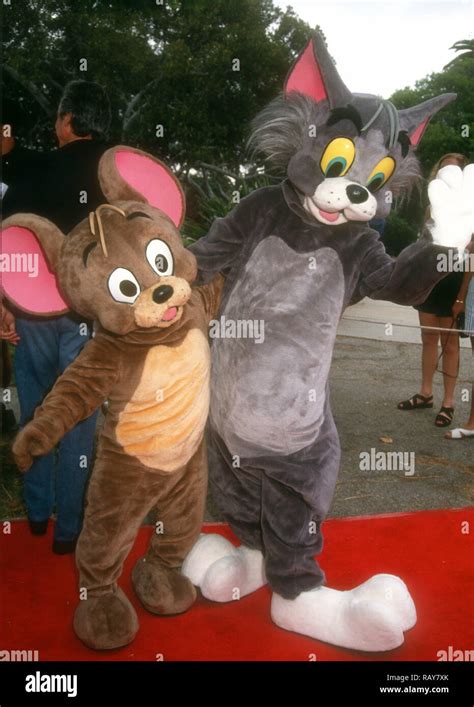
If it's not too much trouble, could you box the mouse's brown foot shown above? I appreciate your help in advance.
[132,556,196,615]
[73,586,139,650]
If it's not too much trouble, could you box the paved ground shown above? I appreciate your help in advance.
[339,297,472,347]
[3,299,473,522]
[327,299,473,518]
[329,335,472,517]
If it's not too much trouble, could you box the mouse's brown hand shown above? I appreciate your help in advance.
[12,335,121,473]
[12,424,50,473]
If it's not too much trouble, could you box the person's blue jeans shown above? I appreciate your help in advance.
[14,314,98,541]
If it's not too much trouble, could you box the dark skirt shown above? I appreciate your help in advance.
[414,271,464,317]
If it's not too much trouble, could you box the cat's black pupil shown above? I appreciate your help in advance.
[327,163,343,178]
[155,254,168,272]
[368,177,383,193]
[120,280,137,297]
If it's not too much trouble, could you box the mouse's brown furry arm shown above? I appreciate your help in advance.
[12,333,121,471]
[195,273,225,322]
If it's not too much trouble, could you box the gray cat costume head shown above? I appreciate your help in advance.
[249,32,455,222]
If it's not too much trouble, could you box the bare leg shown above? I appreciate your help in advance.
[468,338,474,426]
[468,387,474,426]
[445,337,474,437]
[419,312,441,398]
[438,315,459,409]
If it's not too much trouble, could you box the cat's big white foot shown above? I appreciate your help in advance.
[182,534,266,602]
[271,584,405,652]
[352,574,416,631]
[182,533,237,587]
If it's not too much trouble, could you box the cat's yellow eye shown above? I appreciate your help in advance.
[320,137,355,178]
[366,156,396,192]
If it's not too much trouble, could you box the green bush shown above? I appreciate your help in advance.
[183,172,276,243]
[382,212,420,257]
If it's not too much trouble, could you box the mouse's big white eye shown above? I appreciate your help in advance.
[108,268,141,304]
[146,239,174,276]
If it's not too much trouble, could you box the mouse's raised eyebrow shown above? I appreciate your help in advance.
[83,241,97,267]
[126,211,152,221]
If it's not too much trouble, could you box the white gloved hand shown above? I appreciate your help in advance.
[427,164,474,252]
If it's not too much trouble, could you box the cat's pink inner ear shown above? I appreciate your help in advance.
[285,40,328,102]
[409,119,429,147]
[114,150,184,226]
[1,226,68,314]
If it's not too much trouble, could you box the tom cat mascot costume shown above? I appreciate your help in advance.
[6,146,222,650]
[182,34,473,651]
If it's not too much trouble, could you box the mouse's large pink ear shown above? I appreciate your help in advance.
[284,32,352,108]
[99,145,185,228]
[1,214,69,316]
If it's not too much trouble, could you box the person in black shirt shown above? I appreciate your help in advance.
[2,81,111,553]
[38,83,110,233]
[2,122,49,216]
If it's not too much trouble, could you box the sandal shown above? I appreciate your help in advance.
[398,393,433,410]
[445,427,474,439]
[435,406,454,427]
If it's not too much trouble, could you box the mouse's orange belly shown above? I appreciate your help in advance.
[115,328,210,472]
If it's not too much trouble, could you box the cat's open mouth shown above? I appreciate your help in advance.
[303,197,348,226]
[303,196,376,225]
[318,208,342,223]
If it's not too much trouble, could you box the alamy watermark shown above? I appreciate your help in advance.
[359,447,415,476]
[437,251,474,273]
[25,671,77,698]
[209,316,265,344]
[437,645,474,661]
[0,648,39,661]
[0,252,39,277]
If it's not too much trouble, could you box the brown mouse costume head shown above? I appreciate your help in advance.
[2,146,197,335]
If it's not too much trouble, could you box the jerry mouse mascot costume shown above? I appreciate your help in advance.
[4,146,222,650]
[182,33,473,651]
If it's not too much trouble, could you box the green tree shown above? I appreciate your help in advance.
[390,52,473,176]
[386,44,473,252]
[444,39,474,69]
[2,0,312,171]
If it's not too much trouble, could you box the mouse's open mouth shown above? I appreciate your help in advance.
[161,306,179,322]
[134,299,187,329]
[162,306,178,321]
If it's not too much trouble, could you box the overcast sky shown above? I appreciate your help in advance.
[273,0,473,96]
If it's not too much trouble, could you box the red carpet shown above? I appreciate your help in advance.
[1,509,473,661]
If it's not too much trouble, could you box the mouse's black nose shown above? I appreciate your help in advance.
[346,184,369,204]
[152,284,174,304]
